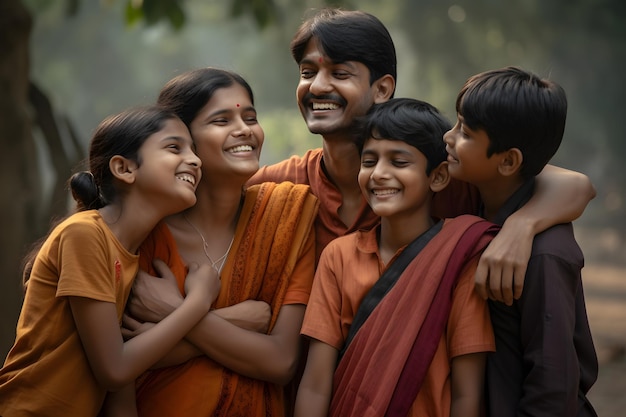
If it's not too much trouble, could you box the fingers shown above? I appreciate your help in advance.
[474,260,490,300]
[121,313,140,330]
[152,258,177,282]
[475,257,516,306]
[512,263,527,300]
[496,265,514,306]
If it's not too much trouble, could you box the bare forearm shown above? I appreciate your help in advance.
[113,293,211,386]
[185,305,304,385]
[149,339,203,369]
[517,164,595,234]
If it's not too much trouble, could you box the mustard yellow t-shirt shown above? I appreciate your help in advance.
[0,210,138,417]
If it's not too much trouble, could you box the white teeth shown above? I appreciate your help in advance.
[176,174,196,186]
[312,102,339,110]
[228,145,253,153]
[372,189,398,196]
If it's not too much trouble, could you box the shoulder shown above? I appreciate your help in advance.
[56,210,107,239]
[321,232,360,255]
[248,148,323,185]
[532,223,583,265]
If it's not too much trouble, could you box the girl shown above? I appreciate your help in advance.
[0,106,220,416]
[122,68,318,417]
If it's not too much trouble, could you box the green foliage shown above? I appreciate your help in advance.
[125,0,186,30]
[231,0,278,29]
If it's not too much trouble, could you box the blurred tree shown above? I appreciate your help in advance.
[0,0,349,361]
[396,0,625,226]
[2,0,623,360]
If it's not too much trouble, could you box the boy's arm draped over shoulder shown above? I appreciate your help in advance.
[475,164,595,305]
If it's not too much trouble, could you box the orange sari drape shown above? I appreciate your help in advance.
[136,182,318,417]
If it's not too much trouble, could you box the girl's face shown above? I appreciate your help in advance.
[189,84,264,185]
[134,117,201,213]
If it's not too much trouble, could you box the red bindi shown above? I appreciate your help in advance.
[318,57,323,63]
[236,103,240,107]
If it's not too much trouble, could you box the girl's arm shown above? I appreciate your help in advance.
[121,300,272,369]
[100,384,137,417]
[70,262,218,391]
[294,339,338,417]
[450,352,487,417]
[475,164,595,305]
[127,231,316,383]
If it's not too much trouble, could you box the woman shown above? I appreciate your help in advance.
[123,68,318,417]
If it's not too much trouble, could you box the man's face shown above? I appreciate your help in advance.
[295,40,377,139]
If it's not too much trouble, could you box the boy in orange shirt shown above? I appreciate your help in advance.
[296,98,498,417]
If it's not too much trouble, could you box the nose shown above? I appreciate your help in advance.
[309,70,333,96]
[443,129,454,147]
[370,161,389,181]
[233,118,253,137]
[187,149,202,168]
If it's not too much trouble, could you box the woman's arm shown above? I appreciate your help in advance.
[450,352,487,417]
[475,165,596,305]
[122,300,272,369]
[70,262,218,391]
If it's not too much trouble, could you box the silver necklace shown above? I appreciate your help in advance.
[183,214,234,274]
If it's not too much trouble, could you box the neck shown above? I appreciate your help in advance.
[378,211,434,264]
[186,180,245,230]
[321,139,361,194]
[98,201,157,254]
[476,177,524,222]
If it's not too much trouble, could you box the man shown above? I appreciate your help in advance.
[249,8,595,302]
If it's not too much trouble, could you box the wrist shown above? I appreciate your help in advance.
[503,211,539,236]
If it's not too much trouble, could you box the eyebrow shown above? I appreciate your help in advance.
[205,106,256,119]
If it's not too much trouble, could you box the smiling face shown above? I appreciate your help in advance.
[188,84,264,185]
[443,115,501,187]
[135,117,201,213]
[295,40,380,140]
[358,137,434,223]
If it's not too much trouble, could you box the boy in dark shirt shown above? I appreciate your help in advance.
[444,66,598,416]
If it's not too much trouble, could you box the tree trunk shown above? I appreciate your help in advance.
[0,0,36,360]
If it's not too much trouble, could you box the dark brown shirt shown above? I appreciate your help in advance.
[485,179,598,417]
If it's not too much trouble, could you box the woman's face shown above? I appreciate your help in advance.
[189,84,264,185]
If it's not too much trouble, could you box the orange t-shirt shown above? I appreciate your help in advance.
[0,210,138,417]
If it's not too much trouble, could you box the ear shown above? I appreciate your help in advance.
[429,161,451,193]
[109,155,138,185]
[372,74,395,104]
[497,148,523,177]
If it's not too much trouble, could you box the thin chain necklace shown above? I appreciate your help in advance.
[183,214,235,274]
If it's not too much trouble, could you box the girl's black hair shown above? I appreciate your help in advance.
[22,106,181,288]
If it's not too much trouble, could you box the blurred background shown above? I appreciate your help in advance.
[1,0,624,414]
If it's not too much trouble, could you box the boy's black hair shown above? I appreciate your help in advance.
[355,98,451,175]
[290,8,397,95]
[456,66,567,179]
